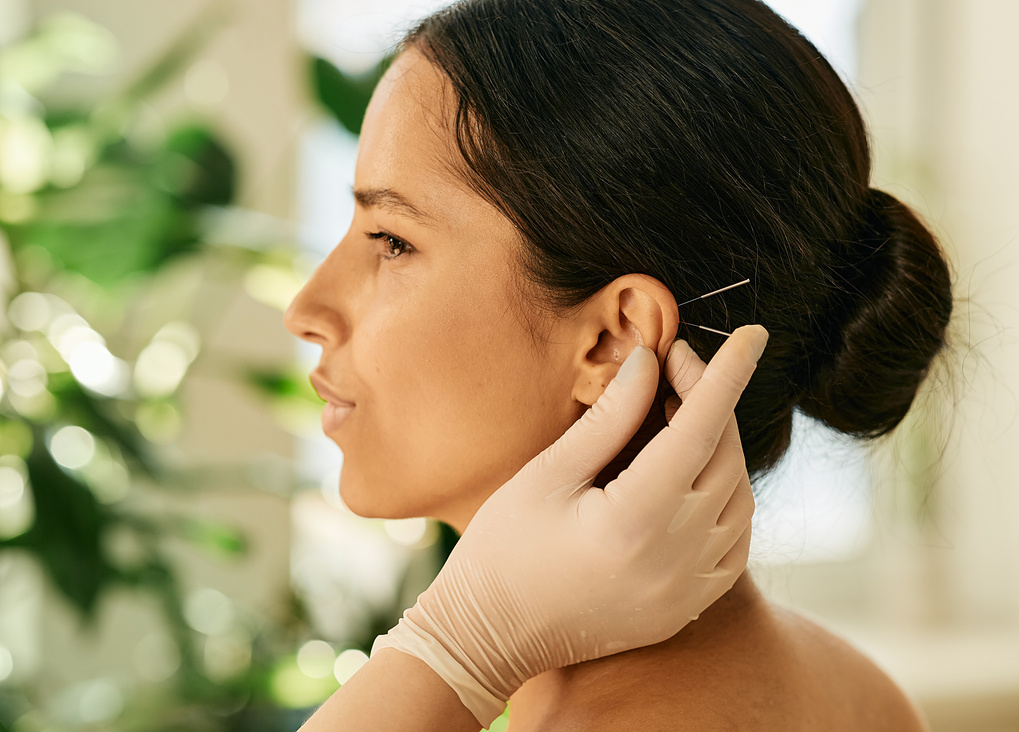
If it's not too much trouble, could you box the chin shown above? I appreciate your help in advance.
[338,470,432,520]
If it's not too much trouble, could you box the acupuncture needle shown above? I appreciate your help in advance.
[679,278,750,337]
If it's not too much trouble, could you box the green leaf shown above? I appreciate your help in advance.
[47,372,163,480]
[156,125,236,208]
[0,419,34,459]
[172,516,248,557]
[7,121,236,288]
[13,189,189,287]
[5,424,117,619]
[244,366,321,405]
[310,56,392,136]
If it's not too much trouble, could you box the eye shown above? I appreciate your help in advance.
[365,230,414,261]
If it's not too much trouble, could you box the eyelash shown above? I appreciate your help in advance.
[365,230,413,261]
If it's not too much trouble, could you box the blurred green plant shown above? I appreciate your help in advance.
[0,11,242,621]
[310,55,392,136]
[0,11,404,732]
[0,9,455,726]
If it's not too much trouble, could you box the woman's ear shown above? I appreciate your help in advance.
[571,274,679,406]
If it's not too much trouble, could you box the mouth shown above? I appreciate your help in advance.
[310,372,356,434]
[322,401,355,433]
[310,373,355,403]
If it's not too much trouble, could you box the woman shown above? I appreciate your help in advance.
[286,0,953,728]
[298,332,766,731]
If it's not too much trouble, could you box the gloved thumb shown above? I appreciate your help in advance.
[520,345,660,499]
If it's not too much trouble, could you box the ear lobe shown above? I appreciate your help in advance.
[571,276,679,406]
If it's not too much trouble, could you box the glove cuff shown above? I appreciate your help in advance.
[371,614,508,729]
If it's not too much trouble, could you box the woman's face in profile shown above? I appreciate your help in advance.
[284,50,586,532]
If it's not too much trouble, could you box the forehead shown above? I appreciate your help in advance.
[356,50,466,212]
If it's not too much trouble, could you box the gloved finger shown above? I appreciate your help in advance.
[704,519,753,579]
[692,523,742,576]
[664,339,707,401]
[690,412,746,520]
[601,325,767,516]
[521,345,660,500]
[691,478,754,572]
[664,394,681,422]
[662,340,705,421]
[712,470,755,531]
[659,413,743,534]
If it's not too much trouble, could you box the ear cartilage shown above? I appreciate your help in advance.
[676,278,750,309]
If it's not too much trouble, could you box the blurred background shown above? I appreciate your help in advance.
[0,0,1015,730]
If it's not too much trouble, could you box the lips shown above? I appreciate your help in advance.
[322,401,355,432]
[310,373,356,433]
[310,373,355,406]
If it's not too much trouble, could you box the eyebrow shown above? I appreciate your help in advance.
[351,185,435,226]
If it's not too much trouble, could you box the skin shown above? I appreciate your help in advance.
[284,49,678,534]
[286,49,928,732]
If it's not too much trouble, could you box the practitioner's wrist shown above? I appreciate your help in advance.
[372,606,511,729]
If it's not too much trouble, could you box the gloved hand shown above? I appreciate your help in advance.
[371,324,767,729]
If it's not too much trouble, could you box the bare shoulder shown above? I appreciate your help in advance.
[508,582,931,732]
[768,604,930,732]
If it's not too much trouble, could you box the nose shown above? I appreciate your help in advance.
[283,250,350,347]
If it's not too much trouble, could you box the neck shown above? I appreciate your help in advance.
[508,571,766,724]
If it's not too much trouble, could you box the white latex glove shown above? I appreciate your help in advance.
[371,324,767,728]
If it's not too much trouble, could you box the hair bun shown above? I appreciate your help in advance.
[798,188,953,438]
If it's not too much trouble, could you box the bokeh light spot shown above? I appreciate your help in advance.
[203,632,252,681]
[244,264,306,312]
[269,655,338,709]
[7,358,46,397]
[7,387,56,422]
[134,341,190,398]
[78,678,123,724]
[0,115,53,193]
[333,648,369,684]
[384,517,428,546]
[184,588,233,635]
[133,632,180,683]
[7,292,51,332]
[0,644,13,683]
[68,341,130,396]
[49,425,95,469]
[297,639,335,679]
[135,401,182,444]
[48,314,103,359]
[153,321,201,362]
[0,465,26,509]
[50,126,94,188]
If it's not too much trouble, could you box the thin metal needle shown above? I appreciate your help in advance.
[687,324,732,337]
[677,278,751,309]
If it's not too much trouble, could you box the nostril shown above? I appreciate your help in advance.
[281,261,349,345]
[283,293,301,325]
[283,291,319,338]
[283,298,340,347]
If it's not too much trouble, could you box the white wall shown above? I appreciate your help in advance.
[858,0,1019,634]
[758,1,1019,728]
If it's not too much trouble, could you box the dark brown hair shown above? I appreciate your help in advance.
[404,0,954,477]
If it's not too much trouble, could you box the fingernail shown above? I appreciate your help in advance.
[616,345,648,383]
[666,339,688,362]
[747,325,769,362]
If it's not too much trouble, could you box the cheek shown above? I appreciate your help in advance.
[346,280,574,514]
